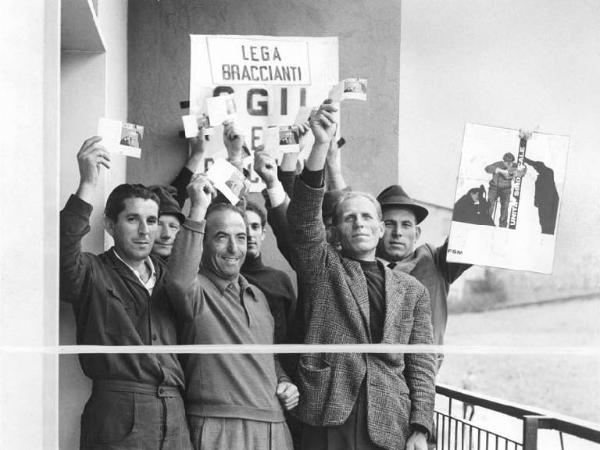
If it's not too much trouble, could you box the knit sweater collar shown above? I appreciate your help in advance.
[242,253,265,271]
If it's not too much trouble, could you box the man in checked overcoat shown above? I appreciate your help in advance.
[287,100,436,450]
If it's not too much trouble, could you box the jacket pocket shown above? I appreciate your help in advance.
[297,355,332,395]
[105,288,138,338]
[81,391,137,447]
[299,354,330,371]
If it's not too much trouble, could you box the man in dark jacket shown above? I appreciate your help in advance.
[242,200,296,346]
[452,185,494,226]
[375,184,471,368]
[523,157,559,234]
[287,101,435,450]
[60,136,191,449]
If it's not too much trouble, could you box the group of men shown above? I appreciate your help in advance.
[61,99,471,450]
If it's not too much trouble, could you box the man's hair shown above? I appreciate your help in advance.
[245,201,267,228]
[205,202,247,226]
[104,184,159,222]
[502,152,515,162]
[331,191,383,226]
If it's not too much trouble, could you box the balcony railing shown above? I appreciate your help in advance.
[435,384,600,450]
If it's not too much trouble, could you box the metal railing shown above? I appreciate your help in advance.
[435,384,600,450]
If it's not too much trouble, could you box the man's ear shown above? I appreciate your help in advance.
[415,225,422,242]
[327,225,341,245]
[104,216,115,238]
[377,221,385,239]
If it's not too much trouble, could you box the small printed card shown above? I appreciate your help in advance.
[278,126,300,153]
[182,114,214,138]
[294,106,313,125]
[262,126,283,163]
[205,94,237,126]
[329,78,368,102]
[97,118,143,158]
[205,158,249,205]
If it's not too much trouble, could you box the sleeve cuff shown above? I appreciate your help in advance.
[266,182,286,208]
[183,218,206,233]
[300,168,325,188]
[65,194,93,218]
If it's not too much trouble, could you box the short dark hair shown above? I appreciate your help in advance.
[205,202,247,226]
[245,201,267,228]
[104,184,159,222]
[502,152,515,162]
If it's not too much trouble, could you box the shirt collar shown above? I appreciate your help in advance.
[112,248,157,292]
[198,264,256,299]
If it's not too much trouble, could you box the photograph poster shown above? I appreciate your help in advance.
[448,123,569,273]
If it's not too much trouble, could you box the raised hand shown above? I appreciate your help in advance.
[309,100,338,145]
[187,173,216,220]
[254,147,279,189]
[75,136,111,203]
[223,120,245,162]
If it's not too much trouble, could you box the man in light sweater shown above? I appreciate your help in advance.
[167,174,298,450]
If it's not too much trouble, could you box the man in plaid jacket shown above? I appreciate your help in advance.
[287,100,436,450]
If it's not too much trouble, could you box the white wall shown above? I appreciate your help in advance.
[399,0,600,291]
[0,0,60,448]
[59,2,129,448]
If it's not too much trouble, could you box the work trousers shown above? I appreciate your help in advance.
[80,380,192,450]
[188,415,293,450]
[300,383,385,450]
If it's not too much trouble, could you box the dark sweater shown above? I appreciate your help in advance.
[241,254,296,345]
[358,259,386,344]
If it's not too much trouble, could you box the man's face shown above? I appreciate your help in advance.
[152,214,181,258]
[335,196,384,260]
[245,210,265,259]
[203,209,247,280]
[105,198,159,265]
[378,207,421,262]
[503,159,513,169]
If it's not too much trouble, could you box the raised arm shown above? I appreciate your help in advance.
[325,137,348,191]
[60,137,111,303]
[166,174,215,320]
[484,161,504,175]
[171,135,206,207]
[434,238,471,284]
[254,149,298,266]
[286,100,338,280]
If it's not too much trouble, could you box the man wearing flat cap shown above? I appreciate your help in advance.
[376,184,471,367]
[149,185,186,261]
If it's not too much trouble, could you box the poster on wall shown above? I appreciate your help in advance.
[447,123,569,274]
[190,34,339,191]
